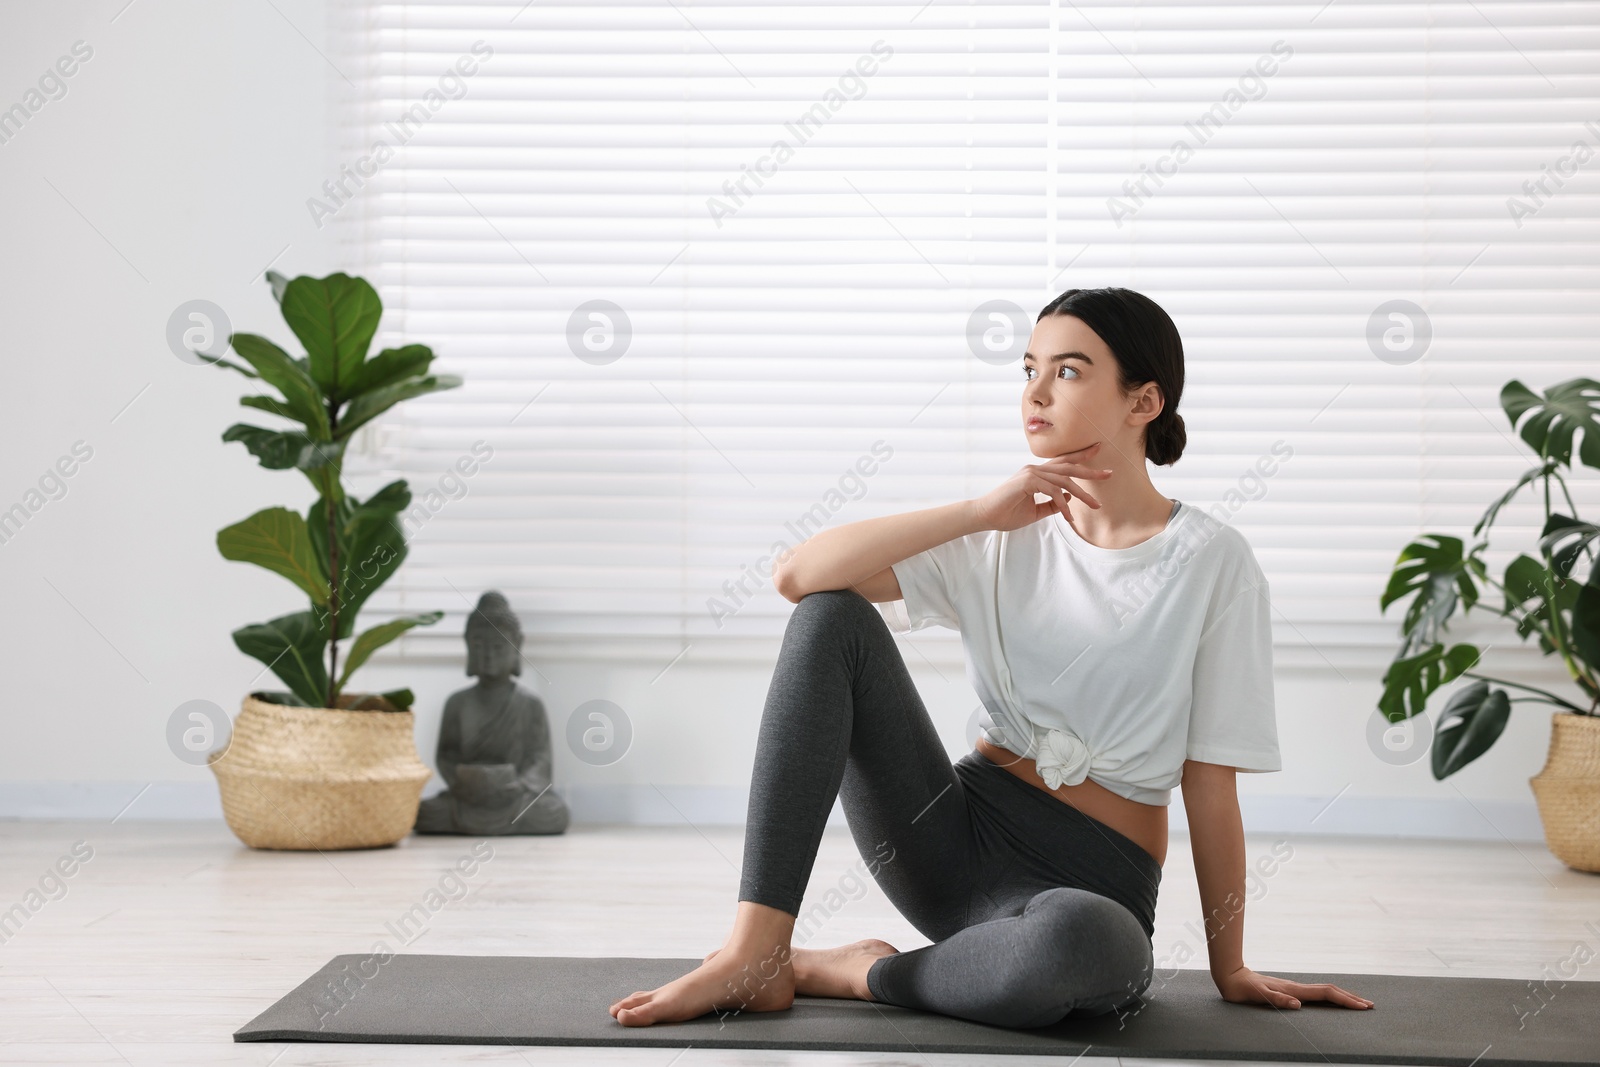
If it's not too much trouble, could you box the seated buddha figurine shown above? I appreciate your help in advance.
[413,591,571,836]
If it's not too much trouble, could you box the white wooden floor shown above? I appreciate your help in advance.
[1,819,1595,1066]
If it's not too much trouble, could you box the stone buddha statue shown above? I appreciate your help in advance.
[413,591,571,836]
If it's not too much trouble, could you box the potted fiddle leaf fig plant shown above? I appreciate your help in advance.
[1379,376,1600,871]
[204,269,462,851]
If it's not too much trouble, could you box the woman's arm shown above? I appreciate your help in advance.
[772,500,981,604]
[771,447,1114,604]
[1182,759,1375,1011]
[1182,760,1248,980]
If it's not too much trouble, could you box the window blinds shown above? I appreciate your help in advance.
[333,1,1600,668]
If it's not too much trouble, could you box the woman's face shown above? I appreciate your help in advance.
[1019,313,1158,464]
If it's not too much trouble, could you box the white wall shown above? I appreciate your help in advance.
[0,0,351,800]
[0,1,1565,843]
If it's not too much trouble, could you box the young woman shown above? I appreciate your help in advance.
[609,287,1376,1028]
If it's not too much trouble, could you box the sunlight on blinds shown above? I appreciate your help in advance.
[332,1,1600,669]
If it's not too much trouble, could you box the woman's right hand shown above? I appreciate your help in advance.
[968,443,1113,533]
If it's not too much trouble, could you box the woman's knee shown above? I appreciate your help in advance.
[1008,890,1155,1026]
[785,587,881,640]
[793,586,871,616]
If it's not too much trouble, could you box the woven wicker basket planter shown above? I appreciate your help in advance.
[1529,711,1600,873]
[208,693,433,851]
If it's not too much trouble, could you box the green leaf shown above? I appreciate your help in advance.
[380,687,417,712]
[220,423,316,470]
[1472,460,1559,539]
[217,507,330,605]
[334,688,416,711]
[1431,680,1512,779]
[336,611,444,690]
[1572,578,1600,677]
[1379,535,1480,658]
[1378,642,1483,722]
[220,423,343,473]
[1554,571,1583,614]
[265,269,290,305]
[239,395,303,423]
[228,333,331,439]
[1502,553,1561,644]
[357,479,411,516]
[1541,514,1600,582]
[306,481,413,582]
[332,522,407,639]
[1501,377,1600,472]
[221,425,346,504]
[350,344,435,396]
[279,273,382,404]
[231,611,330,709]
[253,688,310,707]
[344,479,412,552]
[306,482,413,640]
[206,356,261,380]
[1503,553,1550,608]
[305,465,344,506]
[336,374,463,440]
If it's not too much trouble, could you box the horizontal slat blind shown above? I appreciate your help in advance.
[335,1,1600,665]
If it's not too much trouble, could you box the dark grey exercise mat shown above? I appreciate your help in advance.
[235,953,1598,1065]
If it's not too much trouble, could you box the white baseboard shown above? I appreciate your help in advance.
[0,781,1548,842]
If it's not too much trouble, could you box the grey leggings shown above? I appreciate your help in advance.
[739,588,1164,1030]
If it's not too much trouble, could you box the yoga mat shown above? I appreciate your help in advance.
[235,953,1598,1065]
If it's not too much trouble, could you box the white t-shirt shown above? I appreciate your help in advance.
[877,499,1282,807]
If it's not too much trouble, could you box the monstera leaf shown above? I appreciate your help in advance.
[1501,377,1600,472]
[1378,375,1598,777]
[1431,680,1512,779]
[1573,581,1600,682]
[1379,534,1485,659]
[1474,459,1560,538]
[1541,514,1600,583]
[1379,641,1483,723]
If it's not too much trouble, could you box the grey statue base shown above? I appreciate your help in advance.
[414,767,570,836]
[413,591,571,837]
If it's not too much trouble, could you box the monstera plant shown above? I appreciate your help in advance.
[1377,377,1600,870]
[210,270,461,712]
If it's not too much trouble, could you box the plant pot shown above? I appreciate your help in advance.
[208,693,433,850]
[1529,711,1600,873]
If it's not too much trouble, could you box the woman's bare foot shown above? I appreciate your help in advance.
[795,939,899,1000]
[706,938,898,1001]
[609,902,797,1027]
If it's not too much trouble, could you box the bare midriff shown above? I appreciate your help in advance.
[975,736,1168,867]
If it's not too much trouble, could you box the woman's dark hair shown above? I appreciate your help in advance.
[1036,287,1187,466]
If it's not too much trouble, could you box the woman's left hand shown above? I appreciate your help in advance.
[1215,966,1374,1010]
